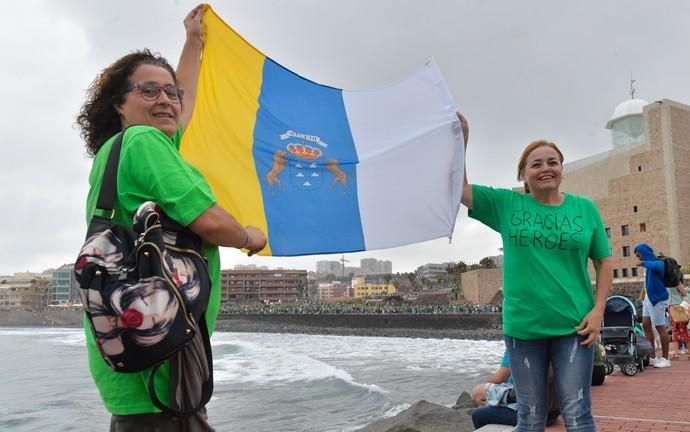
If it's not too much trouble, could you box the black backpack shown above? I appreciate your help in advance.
[659,255,682,287]
[75,131,213,417]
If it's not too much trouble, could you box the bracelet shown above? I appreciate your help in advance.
[240,230,250,249]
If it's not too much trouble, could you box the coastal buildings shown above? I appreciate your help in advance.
[560,98,690,279]
[315,260,346,277]
[317,281,350,301]
[360,258,393,275]
[232,264,269,270]
[316,258,393,279]
[49,264,80,305]
[352,276,396,299]
[461,268,502,305]
[1,265,84,310]
[220,269,308,302]
[416,262,454,280]
[0,272,50,309]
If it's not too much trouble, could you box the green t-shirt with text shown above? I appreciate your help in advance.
[469,185,611,340]
[84,126,220,415]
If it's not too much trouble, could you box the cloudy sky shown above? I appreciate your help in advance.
[2,0,689,275]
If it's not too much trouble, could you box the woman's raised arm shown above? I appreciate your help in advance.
[457,112,473,210]
[176,4,205,132]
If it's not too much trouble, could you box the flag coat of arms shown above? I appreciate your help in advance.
[181,6,464,256]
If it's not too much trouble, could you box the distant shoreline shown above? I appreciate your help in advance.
[0,309,503,341]
[216,317,503,340]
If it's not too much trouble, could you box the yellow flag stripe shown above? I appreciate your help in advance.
[181,6,272,255]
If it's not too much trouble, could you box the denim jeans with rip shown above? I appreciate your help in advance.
[505,334,595,432]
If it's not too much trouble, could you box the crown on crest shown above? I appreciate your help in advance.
[287,143,322,161]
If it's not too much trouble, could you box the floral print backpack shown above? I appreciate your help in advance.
[75,130,213,417]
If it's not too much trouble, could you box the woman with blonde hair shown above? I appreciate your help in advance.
[457,113,612,432]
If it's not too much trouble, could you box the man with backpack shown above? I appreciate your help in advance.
[659,253,690,356]
[635,243,686,368]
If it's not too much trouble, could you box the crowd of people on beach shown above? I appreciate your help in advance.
[219,301,500,315]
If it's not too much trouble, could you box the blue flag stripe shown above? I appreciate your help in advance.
[252,59,365,255]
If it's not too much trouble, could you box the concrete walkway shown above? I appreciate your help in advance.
[478,353,690,432]
[548,353,690,432]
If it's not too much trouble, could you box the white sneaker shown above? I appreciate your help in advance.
[654,357,671,368]
[649,357,656,366]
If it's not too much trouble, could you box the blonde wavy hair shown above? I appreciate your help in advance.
[516,140,564,193]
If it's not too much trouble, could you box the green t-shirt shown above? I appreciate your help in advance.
[469,185,611,340]
[84,126,221,415]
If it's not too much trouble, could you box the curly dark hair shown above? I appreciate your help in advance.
[76,49,177,156]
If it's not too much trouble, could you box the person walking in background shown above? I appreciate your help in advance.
[661,254,688,357]
[76,5,266,431]
[670,304,689,355]
[635,243,674,368]
[457,112,612,432]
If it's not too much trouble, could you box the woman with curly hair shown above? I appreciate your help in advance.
[76,5,266,431]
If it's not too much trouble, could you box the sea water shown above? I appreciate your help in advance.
[0,328,503,432]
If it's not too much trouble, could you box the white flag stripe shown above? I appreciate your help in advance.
[343,60,464,249]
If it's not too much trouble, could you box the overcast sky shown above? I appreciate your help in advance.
[2,0,689,275]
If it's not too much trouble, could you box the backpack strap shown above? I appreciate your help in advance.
[94,131,126,218]
[147,314,214,418]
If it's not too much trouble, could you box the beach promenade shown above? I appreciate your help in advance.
[548,354,690,432]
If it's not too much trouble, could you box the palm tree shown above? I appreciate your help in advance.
[420,276,430,290]
[457,261,468,273]
[479,257,496,269]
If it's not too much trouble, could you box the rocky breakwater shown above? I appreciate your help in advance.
[358,392,480,432]
[215,313,503,340]
[0,309,84,327]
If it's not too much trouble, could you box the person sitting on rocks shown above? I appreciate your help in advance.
[471,351,560,430]
[471,351,517,429]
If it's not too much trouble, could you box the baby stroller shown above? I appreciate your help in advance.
[601,295,644,376]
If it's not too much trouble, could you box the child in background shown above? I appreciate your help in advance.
[672,301,690,355]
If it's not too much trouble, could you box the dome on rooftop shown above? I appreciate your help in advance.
[606,98,649,129]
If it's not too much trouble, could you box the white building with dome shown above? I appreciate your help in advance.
[560,97,690,280]
[606,98,649,149]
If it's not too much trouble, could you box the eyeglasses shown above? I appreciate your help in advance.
[129,81,184,103]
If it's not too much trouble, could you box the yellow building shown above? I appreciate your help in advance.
[352,276,396,299]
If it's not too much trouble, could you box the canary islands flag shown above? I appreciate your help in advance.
[181,6,464,256]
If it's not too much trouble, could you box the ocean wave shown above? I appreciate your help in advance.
[0,329,503,432]
[212,334,386,394]
[0,327,86,346]
[0,327,77,336]
[332,402,409,432]
[379,402,411,419]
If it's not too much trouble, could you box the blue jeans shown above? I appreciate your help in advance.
[505,334,595,432]
[472,406,517,429]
